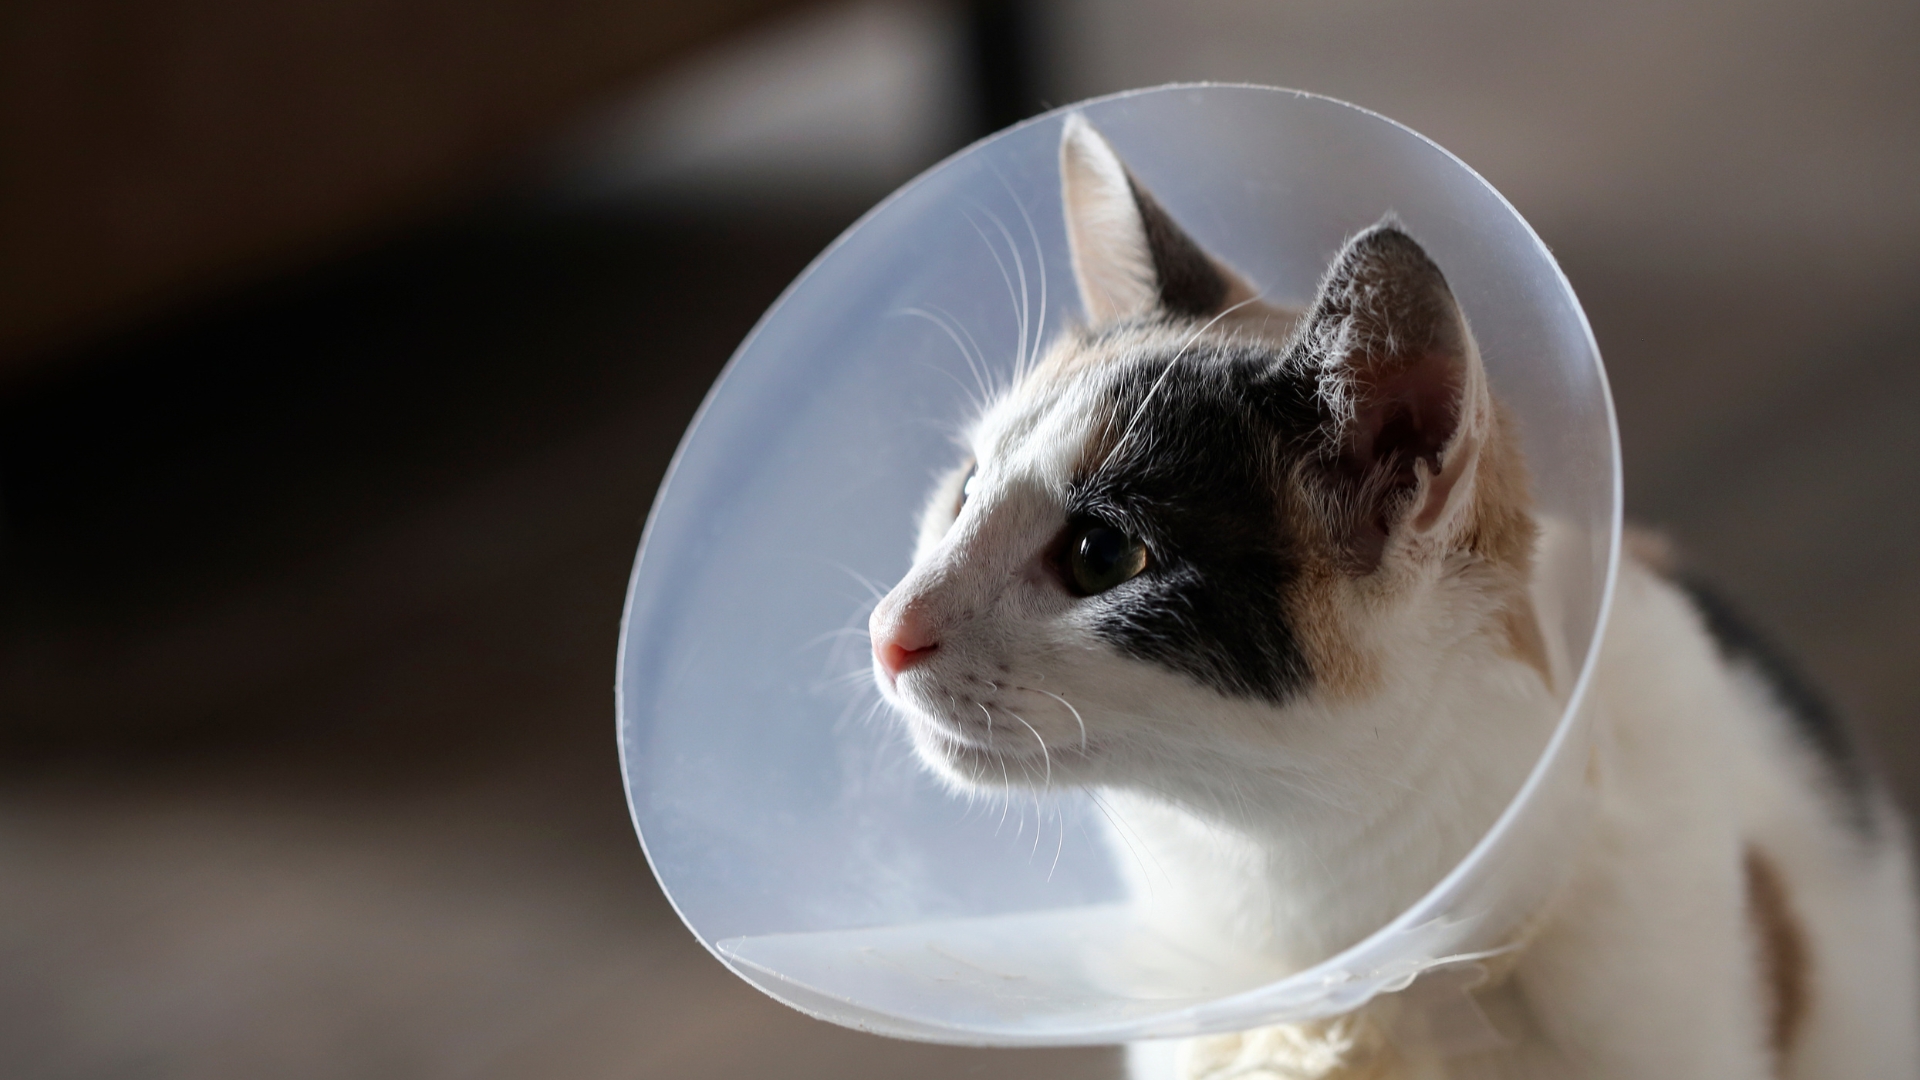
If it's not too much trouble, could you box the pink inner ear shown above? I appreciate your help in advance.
[1349,350,1463,486]
[1341,350,1464,563]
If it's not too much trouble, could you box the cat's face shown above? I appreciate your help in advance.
[869,115,1535,804]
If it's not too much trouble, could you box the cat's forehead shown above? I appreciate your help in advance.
[971,375,1106,482]
[971,322,1207,478]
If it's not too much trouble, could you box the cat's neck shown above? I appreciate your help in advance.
[1102,599,1556,970]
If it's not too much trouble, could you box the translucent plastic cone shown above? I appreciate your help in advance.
[617,84,1621,1046]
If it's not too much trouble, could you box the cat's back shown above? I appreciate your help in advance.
[1579,540,1920,1077]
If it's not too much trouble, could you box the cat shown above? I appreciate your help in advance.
[867,112,1920,1079]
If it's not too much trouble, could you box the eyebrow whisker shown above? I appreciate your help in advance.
[1101,295,1262,479]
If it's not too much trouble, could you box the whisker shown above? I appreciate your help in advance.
[976,206,1030,389]
[1049,800,1067,881]
[976,701,996,750]
[1026,687,1087,752]
[1086,789,1166,898]
[1004,708,1051,791]
[825,561,891,603]
[828,693,888,741]
[909,356,987,413]
[927,302,999,401]
[810,590,885,682]
[803,626,873,648]
[1101,295,1263,477]
[819,666,881,689]
[897,307,992,408]
[964,210,1026,389]
[990,166,1050,378]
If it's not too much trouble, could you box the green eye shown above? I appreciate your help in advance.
[1068,521,1149,596]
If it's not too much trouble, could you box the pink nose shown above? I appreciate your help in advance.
[871,598,940,678]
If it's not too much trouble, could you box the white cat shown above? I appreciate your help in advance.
[868,113,1920,1079]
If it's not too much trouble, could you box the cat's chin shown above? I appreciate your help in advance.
[895,707,1101,792]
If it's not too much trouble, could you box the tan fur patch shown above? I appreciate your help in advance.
[1026,321,1177,392]
[1462,399,1538,575]
[1289,564,1383,702]
[1276,467,1386,702]
[1026,330,1113,388]
[1745,845,1812,1063]
[1466,401,1547,692]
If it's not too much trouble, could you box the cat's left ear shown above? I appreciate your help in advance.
[1059,113,1257,323]
[1294,221,1499,570]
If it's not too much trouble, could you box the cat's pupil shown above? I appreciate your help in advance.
[1069,521,1148,596]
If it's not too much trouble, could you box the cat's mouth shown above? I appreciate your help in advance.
[887,687,1101,787]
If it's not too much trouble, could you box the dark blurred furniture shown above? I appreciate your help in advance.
[0,0,818,367]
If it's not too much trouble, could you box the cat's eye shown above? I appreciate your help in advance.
[1066,520,1149,596]
[954,462,979,516]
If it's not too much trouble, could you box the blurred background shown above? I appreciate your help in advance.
[2,0,1917,1076]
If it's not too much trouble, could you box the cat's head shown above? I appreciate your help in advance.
[869,114,1539,810]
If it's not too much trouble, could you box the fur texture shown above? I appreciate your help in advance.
[868,114,1920,1079]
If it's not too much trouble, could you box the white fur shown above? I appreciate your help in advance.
[1456,557,1920,1080]
[1062,112,1161,324]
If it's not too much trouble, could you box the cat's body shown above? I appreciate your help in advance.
[1123,545,1920,1079]
[868,114,1919,1078]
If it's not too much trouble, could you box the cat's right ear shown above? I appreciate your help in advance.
[1293,222,1498,571]
[1059,114,1253,324]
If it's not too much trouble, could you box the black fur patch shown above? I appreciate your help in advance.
[1680,576,1875,834]
[1126,179,1229,319]
[1068,339,1323,703]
